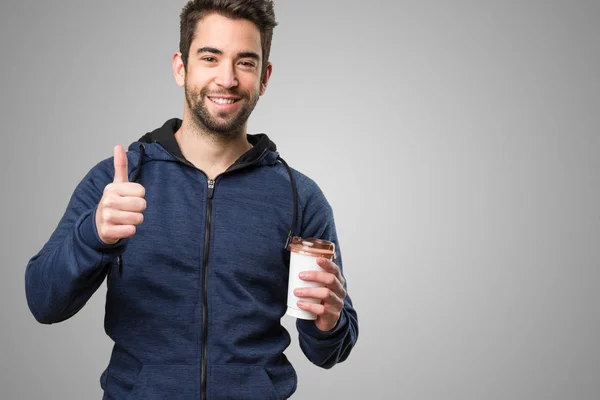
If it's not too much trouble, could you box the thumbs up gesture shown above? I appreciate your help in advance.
[95,145,147,245]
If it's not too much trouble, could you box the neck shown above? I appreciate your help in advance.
[174,109,253,179]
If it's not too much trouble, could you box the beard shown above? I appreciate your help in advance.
[185,82,259,140]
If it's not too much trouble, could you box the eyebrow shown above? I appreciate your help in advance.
[196,47,260,61]
[197,47,222,55]
[237,51,260,61]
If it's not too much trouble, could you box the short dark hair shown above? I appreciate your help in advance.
[179,0,278,76]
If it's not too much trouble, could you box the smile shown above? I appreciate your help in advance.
[208,97,240,105]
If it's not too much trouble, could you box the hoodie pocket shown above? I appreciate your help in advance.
[126,364,198,400]
[208,364,280,400]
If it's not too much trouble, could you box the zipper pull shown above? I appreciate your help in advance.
[207,179,215,199]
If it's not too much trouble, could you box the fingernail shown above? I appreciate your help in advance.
[299,272,307,279]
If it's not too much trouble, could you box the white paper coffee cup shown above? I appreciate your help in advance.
[286,237,336,320]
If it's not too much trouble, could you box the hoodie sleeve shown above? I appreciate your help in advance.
[25,158,127,324]
[294,177,359,369]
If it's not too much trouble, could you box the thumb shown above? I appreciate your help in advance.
[113,145,129,183]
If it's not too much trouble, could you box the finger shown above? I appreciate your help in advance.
[297,301,326,316]
[113,145,129,183]
[101,209,144,226]
[106,196,147,213]
[316,257,345,285]
[98,225,137,243]
[294,287,344,308]
[299,270,345,297]
[105,182,146,198]
[103,193,146,212]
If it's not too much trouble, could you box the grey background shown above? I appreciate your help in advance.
[1,0,599,399]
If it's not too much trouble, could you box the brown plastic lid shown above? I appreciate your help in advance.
[288,236,336,260]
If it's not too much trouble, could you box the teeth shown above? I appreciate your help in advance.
[210,97,236,105]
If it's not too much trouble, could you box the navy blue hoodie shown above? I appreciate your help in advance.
[25,118,359,399]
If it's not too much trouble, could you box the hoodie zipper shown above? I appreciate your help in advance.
[195,150,268,400]
[201,178,214,400]
[133,139,271,399]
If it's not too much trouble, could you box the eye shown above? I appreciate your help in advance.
[239,61,256,68]
[202,57,216,62]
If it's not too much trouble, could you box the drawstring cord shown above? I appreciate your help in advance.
[277,156,298,250]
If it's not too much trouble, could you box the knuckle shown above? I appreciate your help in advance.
[103,196,114,209]
[100,226,110,239]
[102,209,112,222]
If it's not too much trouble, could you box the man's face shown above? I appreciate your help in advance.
[181,13,271,138]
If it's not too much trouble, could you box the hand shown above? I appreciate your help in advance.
[294,257,347,332]
[95,145,147,245]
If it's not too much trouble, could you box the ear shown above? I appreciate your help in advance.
[172,52,186,87]
[259,62,273,96]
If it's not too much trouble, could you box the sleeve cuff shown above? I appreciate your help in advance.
[77,207,127,252]
[297,308,349,342]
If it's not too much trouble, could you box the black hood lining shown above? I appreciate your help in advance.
[138,118,277,167]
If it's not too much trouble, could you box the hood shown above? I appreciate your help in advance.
[128,118,280,171]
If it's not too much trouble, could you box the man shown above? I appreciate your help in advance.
[24,0,359,399]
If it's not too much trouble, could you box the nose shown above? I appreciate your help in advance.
[214,62,238,89]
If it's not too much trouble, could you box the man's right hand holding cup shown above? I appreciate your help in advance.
[95,145,147,245]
